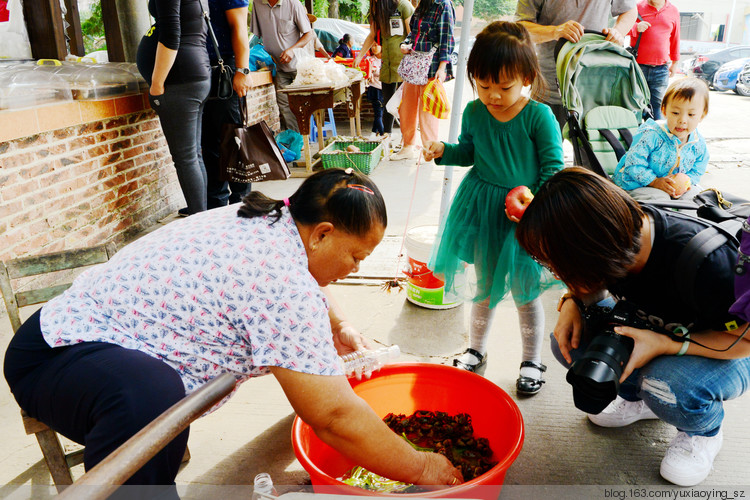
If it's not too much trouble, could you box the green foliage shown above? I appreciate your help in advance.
[454,0,516,22]
[80,1,107,54]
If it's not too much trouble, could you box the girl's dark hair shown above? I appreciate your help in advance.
[661,77,710,115]
[238,168,387,237]
[467,21,546,101]
[414,0,435,20]
[370,0,398,38]
[339,33,351,45]
[515,167,644,292]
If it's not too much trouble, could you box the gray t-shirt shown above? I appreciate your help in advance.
[516,0,636,104]
[251,0,312,72]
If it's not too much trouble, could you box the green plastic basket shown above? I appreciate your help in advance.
[319,140,383,175]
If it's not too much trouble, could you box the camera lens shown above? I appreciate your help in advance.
[566,329,634,414]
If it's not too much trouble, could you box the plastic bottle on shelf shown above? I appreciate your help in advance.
[252,472,278,500]
[339,345,401,378]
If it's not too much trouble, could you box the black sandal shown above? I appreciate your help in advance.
[516,361,547,395]
[453,348,488,375]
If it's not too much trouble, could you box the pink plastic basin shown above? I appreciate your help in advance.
[292,363,524,499]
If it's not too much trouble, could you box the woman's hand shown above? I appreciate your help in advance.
[416,452,464,486]
[422,141,445,161]
[614,325,672,381]
[435,66,447,83]
[400,43,412,55]
[553,298,583,364]
[332,320,372,354]
[149,83,165,96]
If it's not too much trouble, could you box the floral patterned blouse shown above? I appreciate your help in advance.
[41,205,343,404]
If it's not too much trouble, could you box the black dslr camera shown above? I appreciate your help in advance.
[566,300,661,414]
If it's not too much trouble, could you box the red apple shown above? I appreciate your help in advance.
[505,185,534,220]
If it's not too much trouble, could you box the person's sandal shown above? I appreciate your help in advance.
[516,361,547,395]
[453,348,488,375]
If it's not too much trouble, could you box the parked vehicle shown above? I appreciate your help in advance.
[684,45,750,86]
[737,61,750,97]
[312,18,369,50]
[712,57,750,93]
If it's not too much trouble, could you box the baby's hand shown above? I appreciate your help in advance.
[649,176,677,197]
[422,141,445,162]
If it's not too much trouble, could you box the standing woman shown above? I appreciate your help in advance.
[137,0,211,215]
[354,0,415,138]
[391,0,455,160]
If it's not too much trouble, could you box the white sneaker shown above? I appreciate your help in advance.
[587,396,659,427]
[660,429,723,486]
[389,145,419,161]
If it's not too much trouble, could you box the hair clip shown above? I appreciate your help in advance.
[344,168,355,175]
[347,184,375,195]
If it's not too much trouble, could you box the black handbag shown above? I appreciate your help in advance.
[203,10,234,100]
[219,98,291,183]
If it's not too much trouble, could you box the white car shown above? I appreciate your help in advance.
[736,60,750,97]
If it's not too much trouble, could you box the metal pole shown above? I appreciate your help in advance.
[438,0,475,225]
[726,0,738,47]
[56,373,236,500]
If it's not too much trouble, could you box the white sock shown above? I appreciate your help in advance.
[458,300,495,365]
[516,297,545,379]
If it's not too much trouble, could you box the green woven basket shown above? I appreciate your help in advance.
[319,140,383,175]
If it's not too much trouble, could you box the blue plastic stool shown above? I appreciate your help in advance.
[310,108,337,142]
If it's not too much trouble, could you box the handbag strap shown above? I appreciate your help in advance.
[238,95,249,126]
[203,10,226,66]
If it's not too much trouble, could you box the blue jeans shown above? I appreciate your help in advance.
[550,325,750,437]
[639,63,670,120]
[150,79,211,214]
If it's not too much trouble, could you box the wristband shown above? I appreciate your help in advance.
[674,328,690,356]
[557,291,575,312]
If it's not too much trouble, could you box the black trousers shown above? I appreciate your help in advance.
[4,310,189,493]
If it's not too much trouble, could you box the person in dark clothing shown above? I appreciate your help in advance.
[331,33,354,58]
[516,167,750,487]
[137,0,211,215]
[201,0,253,209]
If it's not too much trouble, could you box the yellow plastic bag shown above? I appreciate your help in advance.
[421,79,451,119]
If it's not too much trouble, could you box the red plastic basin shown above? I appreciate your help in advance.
[292,363,524,499]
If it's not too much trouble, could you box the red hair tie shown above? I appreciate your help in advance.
[347,184,375,195]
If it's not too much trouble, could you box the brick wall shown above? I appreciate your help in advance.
[0,80,280,263]
[0,110,182,262]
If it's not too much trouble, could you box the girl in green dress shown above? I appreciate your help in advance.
[423,21,564,395]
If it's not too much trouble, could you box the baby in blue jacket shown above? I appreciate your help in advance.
[614,78,709,201]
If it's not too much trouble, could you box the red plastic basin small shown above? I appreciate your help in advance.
[292,363,524,499]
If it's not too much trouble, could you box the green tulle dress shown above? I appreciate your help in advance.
[430,99,564,308]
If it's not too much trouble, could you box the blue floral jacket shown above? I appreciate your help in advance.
[613,119,709,191]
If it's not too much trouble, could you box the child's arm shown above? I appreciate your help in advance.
[434,103,476,166]
[532,105,564,190]
[612,128,662,191]
[682,137,710,187]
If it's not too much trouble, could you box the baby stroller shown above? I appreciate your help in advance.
[555,32,652,178]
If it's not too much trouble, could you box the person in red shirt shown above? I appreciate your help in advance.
[629,0,680,119]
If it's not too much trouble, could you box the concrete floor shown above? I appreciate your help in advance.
[2,86,750,499]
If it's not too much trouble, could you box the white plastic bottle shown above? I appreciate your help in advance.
[252,472,278,500]
[339,345,401,378]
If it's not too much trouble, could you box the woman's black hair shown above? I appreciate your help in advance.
[466,21,546,101]
[370,0,398,37]
[238,168,387,237]
[414,0,435,21]
[516,167,644,293]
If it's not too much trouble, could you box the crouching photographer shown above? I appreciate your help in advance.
[515,167,750,487]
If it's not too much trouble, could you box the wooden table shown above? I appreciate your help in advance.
[279,77,365,174]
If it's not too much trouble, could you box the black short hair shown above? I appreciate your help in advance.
[516,167,643,292]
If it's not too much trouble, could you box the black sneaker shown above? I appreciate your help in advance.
[178,207,190,217]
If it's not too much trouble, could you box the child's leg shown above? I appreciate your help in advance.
[373,90,385,135]
[514,295,547,394]
[454,299,496,370]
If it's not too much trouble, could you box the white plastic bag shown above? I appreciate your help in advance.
[386,84,403,116]
[0,0,32,59]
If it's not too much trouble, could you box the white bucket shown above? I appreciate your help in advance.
[403,225,461,309]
